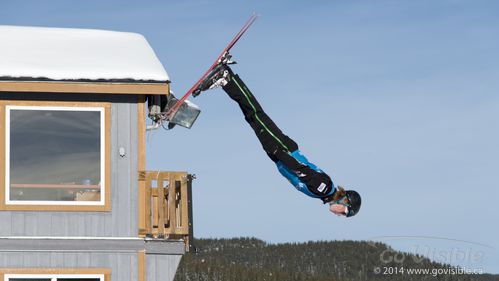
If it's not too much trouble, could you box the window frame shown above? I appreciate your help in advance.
[4,273,104,281]
[0,100,111,212]
[0,268,110,281]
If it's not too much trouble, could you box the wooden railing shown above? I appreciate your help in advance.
[138,171,193,248]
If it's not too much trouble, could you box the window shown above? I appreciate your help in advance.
[0,102,111,211]
[4,274,104,281]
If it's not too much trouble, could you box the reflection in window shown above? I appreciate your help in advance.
[6,106,104,204]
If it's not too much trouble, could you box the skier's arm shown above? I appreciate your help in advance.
[273,149,305,171]
[274,149,333,197]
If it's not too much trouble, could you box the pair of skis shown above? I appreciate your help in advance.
[165,13,258,121]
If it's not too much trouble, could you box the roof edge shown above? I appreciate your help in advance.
[0,76,169,84]
[0,80,170,95]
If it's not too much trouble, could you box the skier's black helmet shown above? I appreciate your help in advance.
[345,190,361,217]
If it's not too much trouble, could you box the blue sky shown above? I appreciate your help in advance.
[2,0,498,274]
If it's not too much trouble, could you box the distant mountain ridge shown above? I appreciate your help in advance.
[174,237,498,281]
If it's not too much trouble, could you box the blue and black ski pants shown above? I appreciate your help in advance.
[222,72,298,162]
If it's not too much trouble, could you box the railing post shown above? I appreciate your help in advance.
[178,173,189,234]
[138,171,147,236]
[186,174,195,252]
[144,172,152,236]
[168,172,177,236]
[157,172,165,238]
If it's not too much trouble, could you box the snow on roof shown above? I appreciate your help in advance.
[0,25,169,83]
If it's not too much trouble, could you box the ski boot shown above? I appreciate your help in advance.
[192,53,235,97]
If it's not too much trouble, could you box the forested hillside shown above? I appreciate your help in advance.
[174,238,498,281]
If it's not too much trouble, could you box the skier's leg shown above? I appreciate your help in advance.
[222,71,298,161]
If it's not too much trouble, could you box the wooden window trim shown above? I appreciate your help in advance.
[0,100,111,212]
[138,250,146,281]
[0,268,111,281]
[0,81,169,95]
[137,95,147,236]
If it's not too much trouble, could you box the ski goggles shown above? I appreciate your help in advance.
[333,196,354,217]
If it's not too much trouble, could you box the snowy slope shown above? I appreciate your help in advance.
[0,25,169,82]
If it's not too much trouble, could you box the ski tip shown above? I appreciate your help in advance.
[250,11,260,21]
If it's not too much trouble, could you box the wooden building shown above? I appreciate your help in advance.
[0,25,192,281]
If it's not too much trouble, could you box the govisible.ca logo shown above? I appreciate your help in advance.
[367,236,494,267]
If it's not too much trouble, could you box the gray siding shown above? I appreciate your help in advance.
[0,238,185,255]
[146,255,182,281]
[0,93,141,237]
[0,251,139,281]
[0,251,183,281]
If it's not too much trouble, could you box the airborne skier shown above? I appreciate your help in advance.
[193,63,362,218]
[163,14,361,217]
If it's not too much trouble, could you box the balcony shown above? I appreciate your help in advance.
[138,171,193,249]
